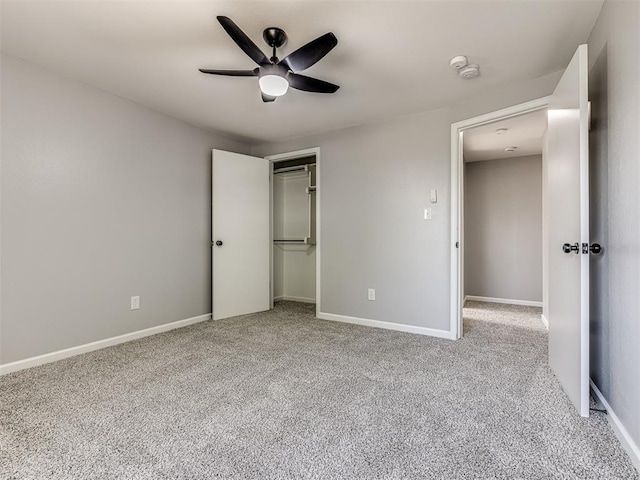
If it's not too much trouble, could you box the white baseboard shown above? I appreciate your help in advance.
[465,295,543,308]
[0,313,211,376]
[590,379,640,473]
[318,312,454,340]
[541,314,549,330]
[274,295,316,304]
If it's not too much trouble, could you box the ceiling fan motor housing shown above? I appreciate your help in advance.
[259,63,288,76]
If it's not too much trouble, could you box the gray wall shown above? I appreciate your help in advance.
[464,155,542,302]
[252,72,562,331]
[0,54,250,364]
[261,110,452,329]
[587,0,640,456]
[0,52,562,361]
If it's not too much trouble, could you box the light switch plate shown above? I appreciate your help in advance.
[424,208,432,220]
[131,296,140,310]
[430,189,437,203]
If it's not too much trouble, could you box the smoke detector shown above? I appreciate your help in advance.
[449,55,468,70]
[458,64,480,79]
[505,146,518,153]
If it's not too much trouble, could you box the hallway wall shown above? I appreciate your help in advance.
[464,155,542,303]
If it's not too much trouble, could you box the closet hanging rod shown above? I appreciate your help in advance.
[273,163,316,174]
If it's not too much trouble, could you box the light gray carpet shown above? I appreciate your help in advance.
[1,301,637,479]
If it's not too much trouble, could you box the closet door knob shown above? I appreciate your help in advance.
[215,240,223,247]
[562,243,579,254]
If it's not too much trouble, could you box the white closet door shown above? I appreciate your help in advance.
[212,150,270,320]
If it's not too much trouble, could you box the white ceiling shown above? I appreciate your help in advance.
[464,108,548,162]
[0,1,603,145]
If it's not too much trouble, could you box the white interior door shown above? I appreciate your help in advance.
[547,44,590,417]
[212,150,270,320]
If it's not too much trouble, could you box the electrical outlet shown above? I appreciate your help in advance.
[430,189,438,203]
[368,288,376,301]
[130,296,140,310]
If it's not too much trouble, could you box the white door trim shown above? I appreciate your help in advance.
[266,147,321,317]
[450,97,550,339]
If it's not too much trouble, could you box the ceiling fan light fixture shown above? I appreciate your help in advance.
[259,74,289,97]
[201,17,339,102]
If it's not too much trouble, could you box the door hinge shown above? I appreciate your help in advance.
[455,241,459,248]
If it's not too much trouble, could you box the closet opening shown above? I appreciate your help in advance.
[267,148,320,315]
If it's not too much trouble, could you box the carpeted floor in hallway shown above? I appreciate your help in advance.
[1,300,637,479]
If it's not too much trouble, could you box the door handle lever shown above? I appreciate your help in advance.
[562,243,580,254]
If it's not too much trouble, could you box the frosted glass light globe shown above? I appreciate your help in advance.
[259,75,289,97]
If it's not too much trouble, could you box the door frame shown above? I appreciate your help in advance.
[449,97,550,339]
[266,147,321,317]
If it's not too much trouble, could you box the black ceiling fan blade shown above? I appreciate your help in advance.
[261,92,277,103]
[288,73,339,94]
[199,68,258,77]
[217,16,270,66]
[279,32,337,73]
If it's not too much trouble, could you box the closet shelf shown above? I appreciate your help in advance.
[274,163,316,175]
[274,237,310,244]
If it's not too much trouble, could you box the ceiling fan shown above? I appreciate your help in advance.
[199,16,339,102]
